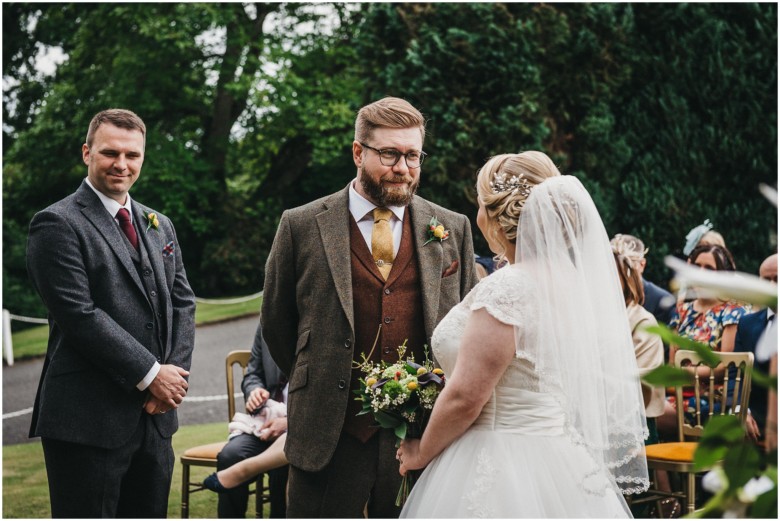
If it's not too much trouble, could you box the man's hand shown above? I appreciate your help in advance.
[259,417,287,441]
[745,412,761,442]
[144,395,171,415]
[245,387,270,413]
[147,364,189,408]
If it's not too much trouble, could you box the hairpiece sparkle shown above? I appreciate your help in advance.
[490,172,532,198]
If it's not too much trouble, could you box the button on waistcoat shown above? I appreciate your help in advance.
[121,219,165,360]
[344,213,427,442]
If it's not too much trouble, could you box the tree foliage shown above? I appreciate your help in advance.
[354,3,777,280]
[3,3,777,320]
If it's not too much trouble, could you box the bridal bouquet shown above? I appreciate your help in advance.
[353,340,446,505]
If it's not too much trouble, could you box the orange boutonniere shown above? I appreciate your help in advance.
[144,211,159,232]
[423,217,449,245]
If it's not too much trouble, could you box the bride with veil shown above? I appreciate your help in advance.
[397,151,649,517]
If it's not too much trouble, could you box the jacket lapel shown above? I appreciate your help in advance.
[317,185,355,333]
[409,197,443,339]
[76,183,145,295]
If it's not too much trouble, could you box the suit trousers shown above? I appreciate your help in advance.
[286,429,402,518]
[216,433,288,518]
[41,414,173,518]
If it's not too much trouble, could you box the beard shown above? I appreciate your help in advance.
[358,165,419,207]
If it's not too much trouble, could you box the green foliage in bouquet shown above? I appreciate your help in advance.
[353,338,446,505]
[353,340,445,441]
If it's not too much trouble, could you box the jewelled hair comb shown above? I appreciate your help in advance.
[490,172,532,198]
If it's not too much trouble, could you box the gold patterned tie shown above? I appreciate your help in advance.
[371,207,394,280]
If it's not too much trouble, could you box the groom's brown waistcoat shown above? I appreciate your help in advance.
[344,213,427,442]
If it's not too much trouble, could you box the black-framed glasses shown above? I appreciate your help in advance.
[360,142,427,168]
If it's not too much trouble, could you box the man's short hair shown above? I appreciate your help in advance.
[354,97,425,144]
[86,109,146,148]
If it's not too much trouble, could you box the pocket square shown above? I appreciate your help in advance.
[162,241,175,257]
[442,259,459,278]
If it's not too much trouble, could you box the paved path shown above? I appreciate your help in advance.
[2,315,260,445]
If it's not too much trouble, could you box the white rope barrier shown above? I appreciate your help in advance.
[2,393,244,419]
[7,313,48,325]
[3,290,263,366]
[194,290,263,305]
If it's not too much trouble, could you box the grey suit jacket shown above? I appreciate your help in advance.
[262,184,478,471]
[27,181,196,449]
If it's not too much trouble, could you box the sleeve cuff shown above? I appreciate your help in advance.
[136,362,161,391]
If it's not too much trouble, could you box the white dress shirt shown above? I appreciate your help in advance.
[348,181,405,257]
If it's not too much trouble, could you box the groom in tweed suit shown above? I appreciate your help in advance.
[27,109,195,517]
[262,97,478,517]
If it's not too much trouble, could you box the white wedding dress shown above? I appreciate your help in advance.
[400,266,633,518]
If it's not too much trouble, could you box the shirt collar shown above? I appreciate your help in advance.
[348,180,406,222]
[85,177,133,220]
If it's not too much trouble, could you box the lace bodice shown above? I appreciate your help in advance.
[432,265,548,397]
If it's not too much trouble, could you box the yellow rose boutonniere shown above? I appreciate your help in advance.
[144,211,160,232]
[423,217,449,245]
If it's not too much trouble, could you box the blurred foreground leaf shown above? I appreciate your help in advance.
[645,325,721,367]
[642,365,694,386]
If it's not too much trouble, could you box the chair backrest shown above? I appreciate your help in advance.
[673,349,754,441]
[225,350,252,422]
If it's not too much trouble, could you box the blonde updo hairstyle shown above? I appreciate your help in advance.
[476,151,562,260]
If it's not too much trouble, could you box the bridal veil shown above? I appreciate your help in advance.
[515,175,650,495]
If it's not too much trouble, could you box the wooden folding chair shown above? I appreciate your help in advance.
[641,350,753,515]
[180,350,270,517]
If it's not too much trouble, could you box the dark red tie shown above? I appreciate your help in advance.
[116,208,139,251]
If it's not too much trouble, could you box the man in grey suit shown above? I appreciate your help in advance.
[262,96,478,517]
[27,109,196,518]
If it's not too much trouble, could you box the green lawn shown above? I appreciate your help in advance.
[7,324,50,360]
[9,295,262,360]
[2,421,268,518]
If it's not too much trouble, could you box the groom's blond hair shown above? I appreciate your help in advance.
[355,97,426,143]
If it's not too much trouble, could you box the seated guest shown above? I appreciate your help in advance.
[214,323,288,518]
[679,220,727,302]
[612,243,670,517]
[732,253,777,442]
[611,245,665,441]
[668,243,749,362]
[610,233,675,325]
[682,218,726,257]
[474,253,496,279]
[658,244,751,451]
[206,433,289,492]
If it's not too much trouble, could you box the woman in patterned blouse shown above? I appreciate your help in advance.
[668,244,749,363]
[658,244,749,434]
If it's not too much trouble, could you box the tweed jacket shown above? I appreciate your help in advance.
[27,180,196,449]
[262,183,478,471]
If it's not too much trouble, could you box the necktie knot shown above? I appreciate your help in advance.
[373,207,393,223]
[116,208,131,223]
